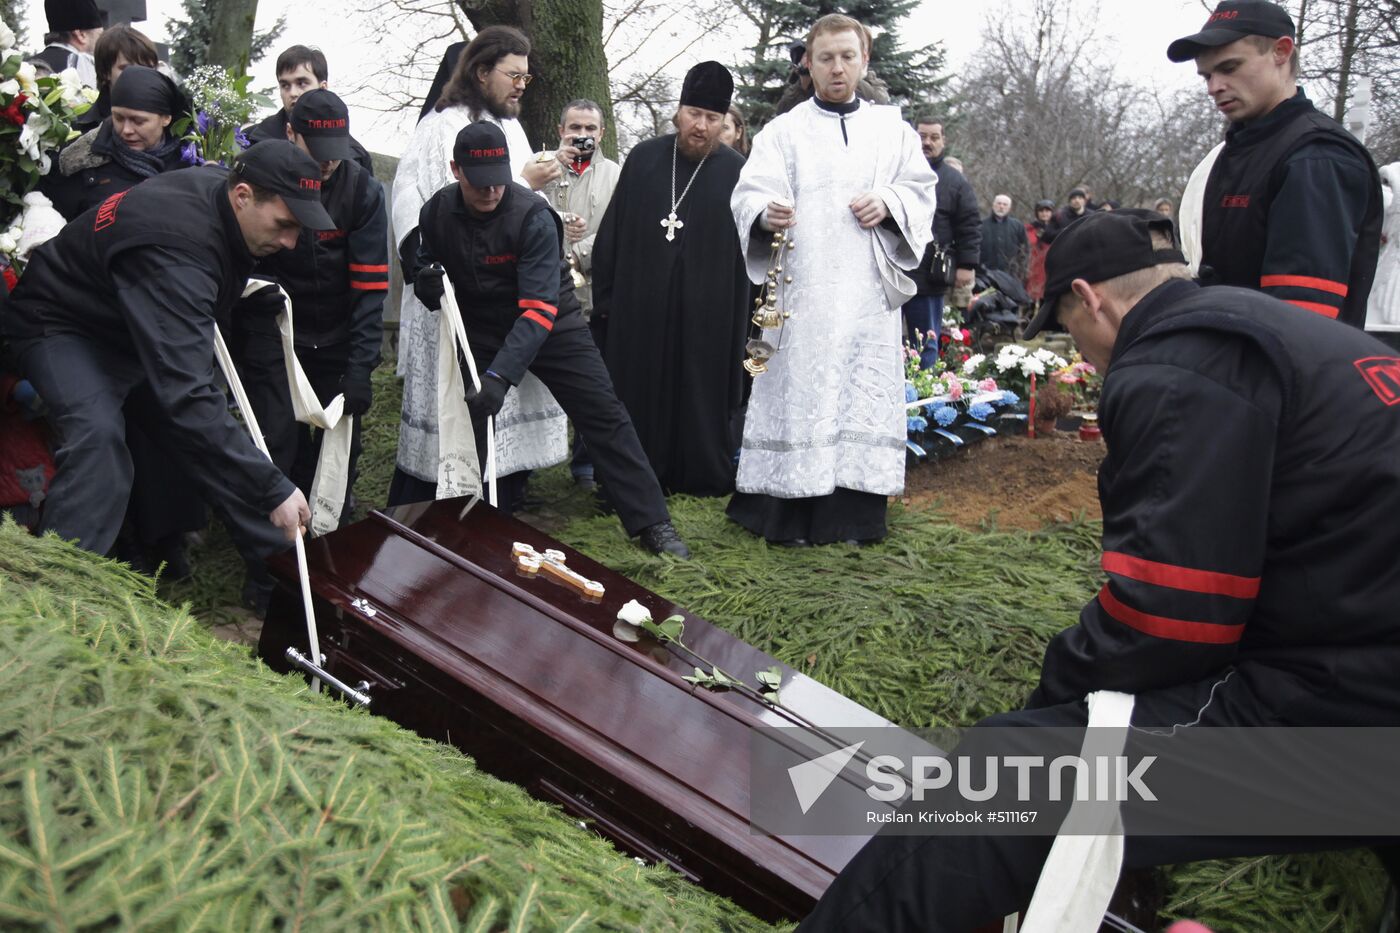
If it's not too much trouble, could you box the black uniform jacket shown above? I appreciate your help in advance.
[241,158,387,381]
[246,109,376,176]
[1030,279,1400,724]
[1201,89,1382,328]
[2,169,295,513]
[415,182,582,386]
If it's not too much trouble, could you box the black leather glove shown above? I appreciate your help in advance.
[238,283,285,318]
[466,370,510,420]
[414,265,445,311]
[341,370,372,416]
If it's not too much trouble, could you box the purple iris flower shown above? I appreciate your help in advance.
[195,110,210,135]
[234,127,251,150]
[180,141,204,166]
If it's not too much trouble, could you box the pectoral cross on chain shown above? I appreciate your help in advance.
[661,211,684,242]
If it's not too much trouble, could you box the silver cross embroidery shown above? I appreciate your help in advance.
[511,542,605,600]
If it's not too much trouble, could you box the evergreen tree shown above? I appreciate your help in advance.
[0,0,23,44]
[167,0,284,77]
[732,0,947,131]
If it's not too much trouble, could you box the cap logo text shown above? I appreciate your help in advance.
[299,178,321,191]
[483,253,516,265]
[1220,195,1250,208]
[470,147,507,158]
[304,118,347,129]
[1208,10,1240,22]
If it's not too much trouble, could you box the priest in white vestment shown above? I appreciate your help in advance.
[388,26,569,507]
[728,14,935,545]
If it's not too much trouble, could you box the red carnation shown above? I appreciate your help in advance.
[2,266,18,291]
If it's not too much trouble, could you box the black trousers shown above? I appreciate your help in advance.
[13,332,288,563]
[570,312,608,477]
[476,321,668,536]
[229,330,363,499]
[799,680,1390,932]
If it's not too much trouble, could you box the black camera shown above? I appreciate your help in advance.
[572,136,596,152]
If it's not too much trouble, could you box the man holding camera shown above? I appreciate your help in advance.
[536,99,621,491]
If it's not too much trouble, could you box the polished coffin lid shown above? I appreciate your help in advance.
[268,496,903,910]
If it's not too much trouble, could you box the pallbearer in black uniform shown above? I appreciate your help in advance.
[590,62,751,497]
[231,90,387,509]
[0,142,334,561]
[409,122,691,558]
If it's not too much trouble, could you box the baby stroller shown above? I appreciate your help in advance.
[966,268,1032,352]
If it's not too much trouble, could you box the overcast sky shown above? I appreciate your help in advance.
[20,0,1214,155]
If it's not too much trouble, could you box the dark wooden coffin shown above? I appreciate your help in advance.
[257,497,893,921]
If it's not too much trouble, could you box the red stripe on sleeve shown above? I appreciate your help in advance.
[1102,551,1260,599]
[350,263,390,273]
[349,280,389,291]
[522,309,554,331]
[1097,585,1245,645]
[519,299,558,316]
[1260,274,1348,297]
[1284,299,1340,318]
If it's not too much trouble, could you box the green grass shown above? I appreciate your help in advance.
[43,359,1398,930]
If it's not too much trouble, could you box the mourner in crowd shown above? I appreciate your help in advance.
[409,122,690,557]
[1041,185,1090,243]
[1171,0,1382,327]
[0,142,331,571]
[247,45,375,175]
[1025,198,1054,301]
[390,25,567,512]
[980,193,1029,281]
[590,62,750,498]
[729,14,935,546]
[230,90,387,578]
[1155,196,1175,218]
[535,98,621,492]
[905,115,980,367]
[35,0,103,87]
[72,24,161,132]
[802,208,1400,931]
[719,104,750,157]
[47,65,188,221]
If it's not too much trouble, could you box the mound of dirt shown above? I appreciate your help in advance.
[902,433,1104,529]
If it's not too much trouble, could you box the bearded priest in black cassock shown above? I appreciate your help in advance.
[591,62,751,497]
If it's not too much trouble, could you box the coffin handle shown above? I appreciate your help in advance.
[285,647,373,708]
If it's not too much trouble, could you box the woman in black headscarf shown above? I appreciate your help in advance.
[49,65,190,221]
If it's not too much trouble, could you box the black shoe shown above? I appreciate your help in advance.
[573,473,597,492]
[776,537,812,548]
[639,521,691,558]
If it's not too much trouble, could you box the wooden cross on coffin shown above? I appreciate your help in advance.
[511,542,605,601]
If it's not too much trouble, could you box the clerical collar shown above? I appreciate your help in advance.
[814,96,860,115]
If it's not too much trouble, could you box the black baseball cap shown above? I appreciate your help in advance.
[452,122,513,187]
[1167,0,1296,62]
[230,141,336,230]
[290,89,353,163]
[1023,209,1186,339]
